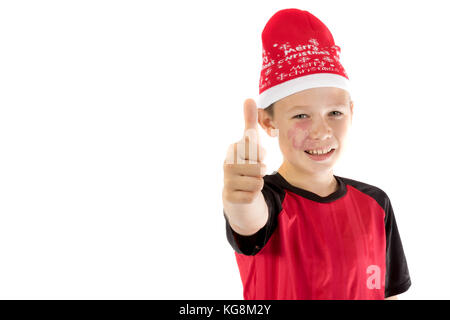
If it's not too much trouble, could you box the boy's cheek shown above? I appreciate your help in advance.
[287,122,310,150]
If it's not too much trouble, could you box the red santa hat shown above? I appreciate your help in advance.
[258,8,351,109]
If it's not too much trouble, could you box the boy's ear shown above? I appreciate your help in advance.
[257,108,279,137]
[350,100,354,124]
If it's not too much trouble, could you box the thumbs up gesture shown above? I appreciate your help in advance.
[223,99,267,204]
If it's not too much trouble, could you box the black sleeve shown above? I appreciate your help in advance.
[384,195,411,297]
[223,178,284,256]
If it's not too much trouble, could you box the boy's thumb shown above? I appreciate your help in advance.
[243,98,259,143]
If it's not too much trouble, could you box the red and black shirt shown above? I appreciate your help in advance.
[223,171,411,299]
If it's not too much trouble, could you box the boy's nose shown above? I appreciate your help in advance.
[308,118,332,140]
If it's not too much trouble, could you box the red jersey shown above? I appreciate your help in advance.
[223,171,411,299]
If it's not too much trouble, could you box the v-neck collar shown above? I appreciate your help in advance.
[272,171,347,203]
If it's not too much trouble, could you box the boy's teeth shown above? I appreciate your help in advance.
[306,148,332,155]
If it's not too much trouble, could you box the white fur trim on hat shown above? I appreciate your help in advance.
[257,73,351,109]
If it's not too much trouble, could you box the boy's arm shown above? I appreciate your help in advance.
[223,191,268,235]
[385,295,398,300]
[223,99,268,236]
[384,194,411,298]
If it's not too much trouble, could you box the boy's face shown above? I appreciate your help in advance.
[258,87,353,174]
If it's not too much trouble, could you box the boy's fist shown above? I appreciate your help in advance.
[223,99,267,204]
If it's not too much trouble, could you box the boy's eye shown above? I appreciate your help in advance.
[293,111,342,119]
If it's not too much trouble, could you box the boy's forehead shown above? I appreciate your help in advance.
[281,87,348,105]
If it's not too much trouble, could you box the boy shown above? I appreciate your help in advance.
[222,8,411,300]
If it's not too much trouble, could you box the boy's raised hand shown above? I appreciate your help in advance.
[223,99,267,204]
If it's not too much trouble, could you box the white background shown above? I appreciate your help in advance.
[0,0,448,299]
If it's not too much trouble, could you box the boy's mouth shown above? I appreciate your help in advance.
[304,147,335,155]
[304,148,336,161]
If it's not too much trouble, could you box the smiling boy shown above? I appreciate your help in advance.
[222,8,411,300]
